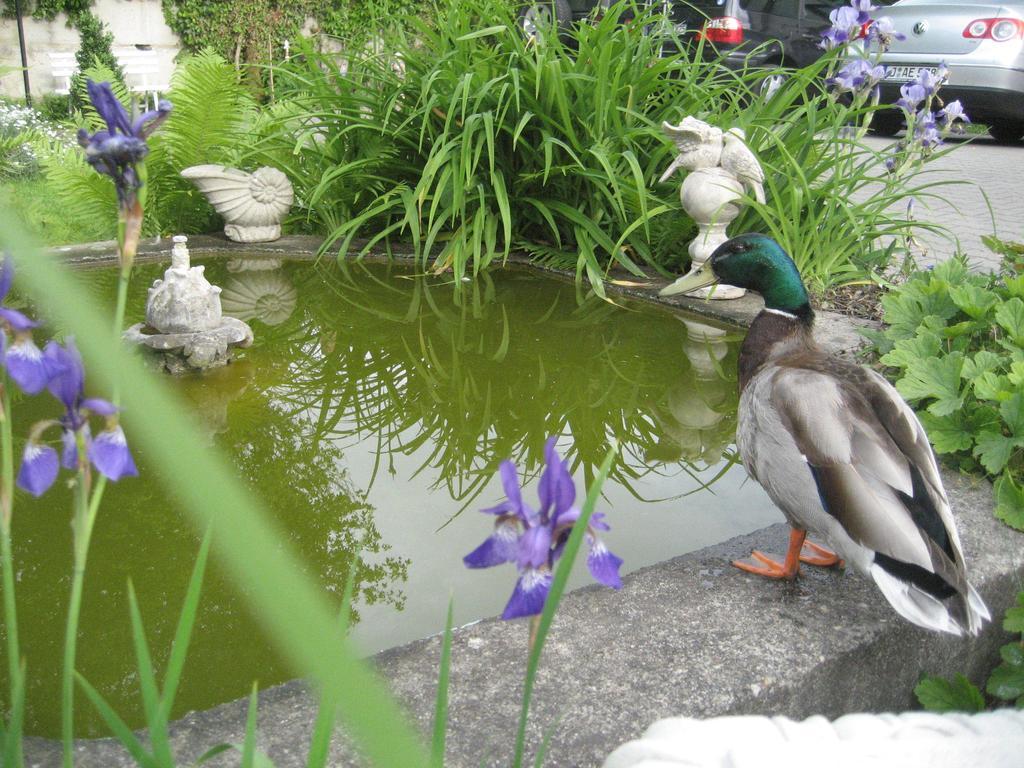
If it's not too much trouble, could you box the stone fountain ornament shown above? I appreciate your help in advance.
[123,236,254,374]
[658,117,766,300]
[181,164,294,243]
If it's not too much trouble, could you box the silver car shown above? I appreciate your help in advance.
[873,0,1024,142]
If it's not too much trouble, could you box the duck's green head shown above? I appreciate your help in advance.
[663,234,810,315]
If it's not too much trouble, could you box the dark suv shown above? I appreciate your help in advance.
[519,0,848,68]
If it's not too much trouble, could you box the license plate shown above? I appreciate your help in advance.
[883,65,938,83]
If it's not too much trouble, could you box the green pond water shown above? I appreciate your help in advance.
[2,255,780,737]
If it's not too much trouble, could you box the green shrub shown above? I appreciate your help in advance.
[253,0,697,291]
[37,92,72,123]
[69,10,126,112]
[916,590,1024,711]
[867,247,1024,531]
[249,0,950,293]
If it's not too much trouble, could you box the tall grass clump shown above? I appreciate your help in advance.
[251,0,958,293]
[256,0,722,290]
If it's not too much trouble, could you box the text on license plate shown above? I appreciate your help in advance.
[884,65,938,83]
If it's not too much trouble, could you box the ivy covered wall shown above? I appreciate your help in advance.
[160,0,423,64]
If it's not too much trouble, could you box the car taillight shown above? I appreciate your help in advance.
[701,16,743,44]
[963,17,1024,41]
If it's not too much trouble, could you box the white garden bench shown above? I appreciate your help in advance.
[48,51,77,96]
[114,48,169,111]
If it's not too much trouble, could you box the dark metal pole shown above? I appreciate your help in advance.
[14,0,32,106]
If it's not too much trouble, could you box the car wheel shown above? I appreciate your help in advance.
[988,120,1024,144]
[870,110,904,138]
[519,0,572,42]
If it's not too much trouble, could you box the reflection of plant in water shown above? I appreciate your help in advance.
[259,260,741,510]
[3,261,411,736]
[192,358,410,622]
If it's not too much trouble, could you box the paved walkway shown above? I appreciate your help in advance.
[862,134,1024,272]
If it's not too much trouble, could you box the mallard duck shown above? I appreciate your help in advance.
[672,234,990,636]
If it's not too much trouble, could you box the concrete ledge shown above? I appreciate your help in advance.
[24,237,1024,767]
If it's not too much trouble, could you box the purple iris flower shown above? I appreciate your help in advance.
[76,81,171,209]
[896,82,928,113]
[464,437,623,620]
[88,425,138,481]
[16,443,59,498]
[937,100,969,128]
[865,16,905,49]
[828,58,886,94]
[0,255,49,394]
[820,3,870,49]
[16,338,137,497]
[850,0,876,23]
[914,110,942,149]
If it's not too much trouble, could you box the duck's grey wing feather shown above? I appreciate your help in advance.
[766,367,934,569]
[859,367,963,551]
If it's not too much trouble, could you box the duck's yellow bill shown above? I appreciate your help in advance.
[659,263,719,297]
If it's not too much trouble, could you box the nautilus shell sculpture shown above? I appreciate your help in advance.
[181,165,294,243]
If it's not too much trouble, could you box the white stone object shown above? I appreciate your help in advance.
[680,319,730,381]
[146,235,222,333]
[226,258,285,272]
[180,165,294,243]
[658,117,768,300]
[721,127,766,204]
[603,710,1024,768]
[124,236,254,374]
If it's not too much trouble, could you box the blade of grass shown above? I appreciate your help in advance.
[126,580,175,766]
[306,557,361,768]
[241,683,259,768]
[193,744,233,765]
[159,527,212,721]
[430,597,455,768]
[75,672,158,768]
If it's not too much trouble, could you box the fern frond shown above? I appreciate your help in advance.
[35,139,119,237]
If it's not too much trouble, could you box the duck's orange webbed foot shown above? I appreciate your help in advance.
[733,550,800,579]
[799,539,843,568]
[731,528,806,581]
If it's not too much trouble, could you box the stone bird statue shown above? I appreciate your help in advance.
[720,128,766,205]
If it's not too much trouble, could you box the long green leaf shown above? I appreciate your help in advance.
[126,580,175,766]
[2,217,430,767]
[241,683,259,768]
[160,528,212,720]
[75,672,158,768]
[306,558,361,768]
[430,598,455,768]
